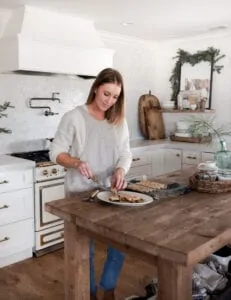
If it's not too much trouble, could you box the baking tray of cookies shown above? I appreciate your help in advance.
[126,180,190,200]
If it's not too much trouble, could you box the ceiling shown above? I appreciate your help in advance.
[0,0,231,41]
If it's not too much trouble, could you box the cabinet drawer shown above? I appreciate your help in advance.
[0,169,33,193]
[36,224,64,250]
[0,188,34,226]
[201,152,215,162]
[183,151,201,165]
[0,219,34,259]
[131,154,150,167]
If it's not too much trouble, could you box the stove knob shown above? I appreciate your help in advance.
[52,168,57,174]
[43,170,48,175]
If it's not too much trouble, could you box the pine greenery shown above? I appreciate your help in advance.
[0,102,14,134]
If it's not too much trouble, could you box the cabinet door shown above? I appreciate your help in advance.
[126,165,152,180]
[150,149,163,177]
[127,150,152,179]
[163,149,182,174]
[201,152,215,162]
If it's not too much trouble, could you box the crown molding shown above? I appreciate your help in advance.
[99,30,157,49]
[158,29,231,46]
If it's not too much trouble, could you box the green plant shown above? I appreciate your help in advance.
[183,115,231,143]
[0,101,14,134]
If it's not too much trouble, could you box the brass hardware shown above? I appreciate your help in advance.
[0,204,9,210]
[52,168,57,174]
[43,170,48,175]
[132,158,141,162]
[40,229,64,246]
[0,180,9,185]
[0,237,10,243]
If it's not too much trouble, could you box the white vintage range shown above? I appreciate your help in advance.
[11,150,66,256]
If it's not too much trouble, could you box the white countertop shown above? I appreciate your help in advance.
[0,154,35,170]
[0,139,225,170]
[130,138,222,153]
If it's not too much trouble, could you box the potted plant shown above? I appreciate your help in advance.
[183,115,231,172]
[0,101,14,134]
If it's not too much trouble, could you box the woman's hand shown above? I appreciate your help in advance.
[74,160,93,179]
[111,167,127,190]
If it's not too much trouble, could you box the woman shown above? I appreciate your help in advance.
[50,68,132,300]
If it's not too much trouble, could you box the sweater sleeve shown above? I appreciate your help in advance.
[115,119,132,174]
[49,108,85,163]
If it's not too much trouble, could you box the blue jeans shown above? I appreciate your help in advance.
[90,240,125,295]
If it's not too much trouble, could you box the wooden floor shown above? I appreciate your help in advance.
[0,243,155,300]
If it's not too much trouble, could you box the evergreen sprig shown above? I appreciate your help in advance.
[0,101,14,134]
[169,47,225,103]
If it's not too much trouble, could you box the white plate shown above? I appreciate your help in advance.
[97,191,153,207]
[174,132,192,137]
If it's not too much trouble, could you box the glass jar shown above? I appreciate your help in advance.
[215,139,231,174]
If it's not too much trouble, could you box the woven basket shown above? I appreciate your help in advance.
[189,173,231,193]
[170,134,212,144]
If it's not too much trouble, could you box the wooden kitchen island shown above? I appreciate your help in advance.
[45,168,231,300]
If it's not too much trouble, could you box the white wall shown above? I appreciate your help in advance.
[0,33,157,154]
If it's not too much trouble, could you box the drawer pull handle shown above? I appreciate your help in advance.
[132,158,141,162]
[0,237,10,243]
[187,156,196,159]
[0,180,9,185]
[0,204,9,210]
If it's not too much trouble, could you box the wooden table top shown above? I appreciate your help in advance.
[46,168,231,267]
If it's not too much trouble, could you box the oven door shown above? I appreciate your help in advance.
[35,178,65,231]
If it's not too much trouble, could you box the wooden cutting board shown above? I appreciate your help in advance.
[143,107,165,140]
[138,91,165,140]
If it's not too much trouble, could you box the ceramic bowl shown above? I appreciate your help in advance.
[162,101,174,109]
[176,121,192,131]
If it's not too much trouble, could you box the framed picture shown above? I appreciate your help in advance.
[169,48,225,110]
[180,61,211,109]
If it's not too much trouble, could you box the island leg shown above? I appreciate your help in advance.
[64,220,90,300]
[157,257,192,300]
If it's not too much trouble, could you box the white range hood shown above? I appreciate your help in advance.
[0,6,114,77]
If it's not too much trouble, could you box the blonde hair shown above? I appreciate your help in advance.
[86,68,125,124]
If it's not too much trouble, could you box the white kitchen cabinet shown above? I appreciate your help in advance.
[128,148,182,180]
[162,149,182,174]
[201,151,215,162]
[0,155,35,268]
[126,151,152,179]
[150,149,163,177]
[182,150,201,166]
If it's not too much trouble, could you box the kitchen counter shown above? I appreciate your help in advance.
[130,138,221,152]
[0,154,35,170]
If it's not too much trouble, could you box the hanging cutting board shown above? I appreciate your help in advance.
[138,91,165,140]
[143,107,165,140]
